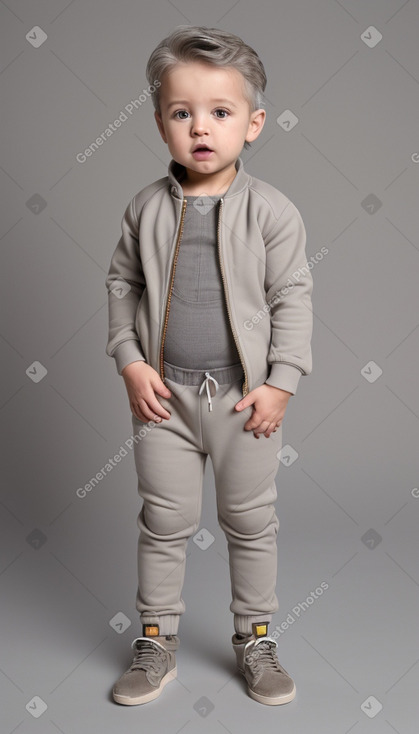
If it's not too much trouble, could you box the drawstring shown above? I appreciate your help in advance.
[198,371,220,412]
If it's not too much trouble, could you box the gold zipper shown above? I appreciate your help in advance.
[159,197,188,382]
[217,198,249,397]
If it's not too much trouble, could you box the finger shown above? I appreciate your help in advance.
[270,420,281,435]
[141,395,172,422]
[131,405,145,422]
[132,402,162,424]
[263,420,280,438]
[252,420,270,439]
[148,393,172,420]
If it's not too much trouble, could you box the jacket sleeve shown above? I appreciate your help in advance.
[263,200,313,396]
[105,196,147,375]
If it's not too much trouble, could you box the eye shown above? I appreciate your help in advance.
[214,109,229,118]
[173,110,190,119]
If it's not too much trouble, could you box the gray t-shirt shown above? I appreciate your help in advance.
[163,194,241,369]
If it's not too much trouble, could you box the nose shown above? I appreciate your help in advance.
[191,115,209,136]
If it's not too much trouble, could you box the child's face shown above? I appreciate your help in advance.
[154,60,265,179]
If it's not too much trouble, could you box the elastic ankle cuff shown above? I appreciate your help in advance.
[234,614,272,636]
[140,614,180,636]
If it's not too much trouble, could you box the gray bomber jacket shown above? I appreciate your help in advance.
[105,156,313,397]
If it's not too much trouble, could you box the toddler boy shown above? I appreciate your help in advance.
[106,25,313,707]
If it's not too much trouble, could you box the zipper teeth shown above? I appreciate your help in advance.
[159,197,188,381]
[217,198,249,397]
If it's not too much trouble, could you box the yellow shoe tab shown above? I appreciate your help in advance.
[143,624,160,637]
[252,622,268,638]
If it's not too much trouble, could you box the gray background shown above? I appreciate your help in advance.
[1,0,418,732]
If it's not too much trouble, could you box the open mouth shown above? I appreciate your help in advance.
[192,145,214,159]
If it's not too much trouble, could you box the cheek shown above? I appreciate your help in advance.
[226,118,247,137]
[167,125,186,144]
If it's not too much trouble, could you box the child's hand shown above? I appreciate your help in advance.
[121,361,172,423]
[234,384,292,439]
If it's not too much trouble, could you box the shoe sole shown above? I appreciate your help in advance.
[247,680,296,706]
[113,666,177,705]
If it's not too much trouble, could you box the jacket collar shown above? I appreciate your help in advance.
[168,155,251,200]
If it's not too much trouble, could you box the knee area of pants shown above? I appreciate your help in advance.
[218,505,278,536]
[142,505,198,536]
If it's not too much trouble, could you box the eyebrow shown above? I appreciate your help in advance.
[167,99,238,109]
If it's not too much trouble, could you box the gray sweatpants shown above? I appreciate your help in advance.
[132,359,283,637]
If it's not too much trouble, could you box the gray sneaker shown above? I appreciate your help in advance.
[113,634,179,705]
[232,632,296,705]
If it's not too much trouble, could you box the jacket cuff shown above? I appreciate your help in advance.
[264,363,303,396]
[113,340,146,375]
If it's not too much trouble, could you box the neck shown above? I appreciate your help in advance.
[180,161,237,196]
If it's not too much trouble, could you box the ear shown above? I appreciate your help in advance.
[154,110,168,143]
[245,108,266,144]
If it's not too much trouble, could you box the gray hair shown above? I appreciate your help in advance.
[146,25,267,150]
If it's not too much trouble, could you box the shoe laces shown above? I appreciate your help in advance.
[129,637,167,674]
[244,635,281,673]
